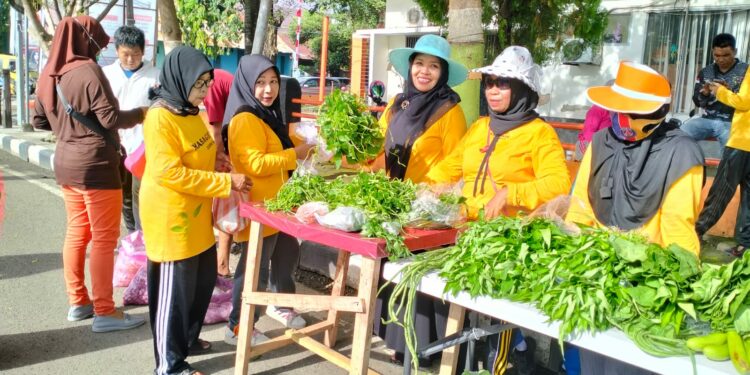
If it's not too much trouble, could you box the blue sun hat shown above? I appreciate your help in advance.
[389,34,468,87]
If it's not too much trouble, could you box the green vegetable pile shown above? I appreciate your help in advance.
[317,90,384,168]
[266,171,417,259]
[385,215,750,373]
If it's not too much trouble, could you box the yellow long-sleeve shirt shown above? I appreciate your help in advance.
[228,112,297,240]
[427,117,571,219]
[718,72,750,152]
[566,147,703,255]
[140,107,232,262]
[377,99,467,183]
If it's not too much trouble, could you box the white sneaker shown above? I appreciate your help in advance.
[224,326,270,346]
[266,305,307,329]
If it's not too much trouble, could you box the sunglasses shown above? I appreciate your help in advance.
[482,76,511,90]
[193,78,214,90]
[73,18,106,53]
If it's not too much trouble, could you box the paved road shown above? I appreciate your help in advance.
[0,151,404,375]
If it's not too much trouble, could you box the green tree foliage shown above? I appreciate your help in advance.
[176,0,243,58]
[293,0,384,75]
[0,0,10,53]
[415,0,608,65]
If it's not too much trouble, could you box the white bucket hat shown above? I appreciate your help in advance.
[472,46,542,93]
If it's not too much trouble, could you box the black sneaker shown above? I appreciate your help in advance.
[507,337,536,375]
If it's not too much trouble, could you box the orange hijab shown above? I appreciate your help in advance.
[36,16,109,113]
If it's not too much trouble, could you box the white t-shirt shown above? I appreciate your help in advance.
[102,60,159,154]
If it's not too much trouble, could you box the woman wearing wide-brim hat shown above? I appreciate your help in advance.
[366,33,468,182]
[425,45,572,373]
[370,34,469,368]
[566,61,704,375]
[567,61,704,256]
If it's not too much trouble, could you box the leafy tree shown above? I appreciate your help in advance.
[7,0,120,52]
[294,0,384,75]
[415,0,608,64]
[0,0,10,53]
[176,0,243,58]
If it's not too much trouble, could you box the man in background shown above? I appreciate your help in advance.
[681,33,748,156]
[102,25,159,232]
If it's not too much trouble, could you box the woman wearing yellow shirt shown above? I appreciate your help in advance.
[427,46,571,374]
[369,34,469,367]
[141,46,251,375]
[369,34,468,182]
[223,54,314,346]
[566,62,704,375]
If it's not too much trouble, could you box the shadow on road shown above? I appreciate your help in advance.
[0,317,152,371]
[0,252,61,279]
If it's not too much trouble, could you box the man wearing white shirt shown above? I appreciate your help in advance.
[102,25,159,232]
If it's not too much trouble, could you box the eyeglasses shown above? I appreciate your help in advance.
[482,76,511,90]
[73,18,106,53]
[193,79,214,90]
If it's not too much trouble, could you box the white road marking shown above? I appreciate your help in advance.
[0,163,62,198]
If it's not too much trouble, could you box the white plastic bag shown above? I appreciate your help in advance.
[294,120,319,145]
[212,190,249,234]
[295,201,330,224]
[315,206,366,232]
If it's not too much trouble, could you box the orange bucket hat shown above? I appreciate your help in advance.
[587,61,671,115]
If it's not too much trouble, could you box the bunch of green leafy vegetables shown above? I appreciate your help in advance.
[317,90,384,168]
[265,171,418,259]
[384,215,750,370]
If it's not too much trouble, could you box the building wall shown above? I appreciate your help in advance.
[538,12,649,120]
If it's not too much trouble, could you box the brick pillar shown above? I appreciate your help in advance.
[350,36,370,99]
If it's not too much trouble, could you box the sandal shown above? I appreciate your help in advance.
[218,272,234,279]
[724,245,747,258]
[188,338,212,355]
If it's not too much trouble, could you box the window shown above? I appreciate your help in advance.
[644,9,750,115]
[406,35,421,48]
[303,79,319,88]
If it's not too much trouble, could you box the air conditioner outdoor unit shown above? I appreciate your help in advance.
[407,7,424,26]
[561,39,601,66]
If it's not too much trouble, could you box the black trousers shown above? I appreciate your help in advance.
[228,232,300,331]
[696,146,750,246]
[148,246,217,375]
[121,168,142,232]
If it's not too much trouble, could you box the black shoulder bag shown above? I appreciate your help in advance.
[55,83,127,183]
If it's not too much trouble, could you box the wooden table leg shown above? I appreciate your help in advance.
[324,250,351,348]
[438,303,465,375]
[234,221,264,375]
[349,256,381,375]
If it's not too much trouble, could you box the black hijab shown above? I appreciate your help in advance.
[588,119,704,230]
[473,78,539,196]
[222,54,294,150]
[384,54,460,180]
[149,46,213,116]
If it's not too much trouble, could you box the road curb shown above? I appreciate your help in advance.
[0,133,55,171]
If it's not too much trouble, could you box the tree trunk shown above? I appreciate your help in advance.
[19,0,52,53]
[158,0,182,54]
[243,0,259,55]
[251,0,271,55]
[448,0,483,125]
[500,0,511,46]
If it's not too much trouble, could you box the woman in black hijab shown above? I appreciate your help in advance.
[425,46,571,373]
[140,46,251,375]
[223,54,314,346]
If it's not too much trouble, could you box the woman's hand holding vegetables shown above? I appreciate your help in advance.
[484,187,509,219]
[230,173,252,193]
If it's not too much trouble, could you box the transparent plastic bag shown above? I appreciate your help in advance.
[212,190,249,234]
[295,201,330,224]
[525,195,582,235]
[315,206,366,232]
[404,184,467,229]
[294,120,319,145]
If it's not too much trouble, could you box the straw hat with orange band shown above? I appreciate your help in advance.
[587,61,672,142]
[583,61,704,231]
